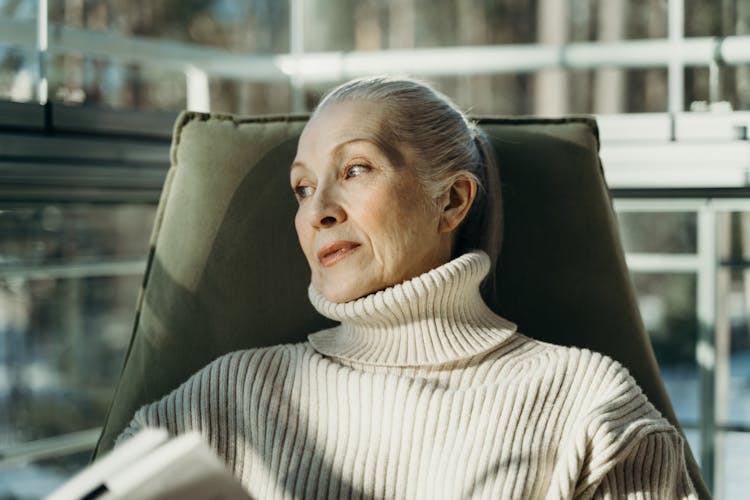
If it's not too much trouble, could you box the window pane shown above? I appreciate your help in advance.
[687,65,750,122]
[0,46,37,103]
[727,270,750,426]
[304,67,669,116]
[734,65,750,111]
[685,0,741,37]
[43,1,294,112]
[305,0,671,53]
[419,74,534,115]
[622,68,669,113]
[0,454,86,499]
[0,204,155,265]
[305,0,537,52]
[618,212,697,254]
[49,0,290,53]
[631,272,699,422]
[1,274,142,441]
[47,54,295,113]
[0,204,155,440]
[568,68,669,114]
[719,431,750,499]
[208,79,292,115]
[683,428,701,469]
[0,0,36,20]
[727,215,750,426]
[1,2,39,103]
[48,54,187,111]
[0,203,155,494]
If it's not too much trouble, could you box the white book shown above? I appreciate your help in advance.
[46,429,250,500]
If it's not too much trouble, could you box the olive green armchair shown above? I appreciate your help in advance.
[93,111,710,498]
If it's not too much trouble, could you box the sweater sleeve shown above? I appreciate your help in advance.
[567,354,699,499]
[584,430,697,499]
[114,350,244,454]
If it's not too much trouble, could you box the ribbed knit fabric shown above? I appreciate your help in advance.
[119,251,697,499]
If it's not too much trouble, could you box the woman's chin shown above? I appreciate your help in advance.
[317,280,376,304]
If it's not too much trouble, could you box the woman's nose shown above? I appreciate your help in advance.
[310,189,346,229]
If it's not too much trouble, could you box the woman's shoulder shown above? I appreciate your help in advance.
[511,334,664,418]
[203,341,319,372]
[510,333,637,376]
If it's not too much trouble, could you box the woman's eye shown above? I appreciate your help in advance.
[294,185,314,200]
[345,164,369,179]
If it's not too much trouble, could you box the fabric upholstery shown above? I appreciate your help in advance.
[93,111,710,498]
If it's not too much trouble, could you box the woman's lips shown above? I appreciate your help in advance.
[317,241,361,267]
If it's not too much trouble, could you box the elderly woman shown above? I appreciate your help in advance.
[119,77,697,499]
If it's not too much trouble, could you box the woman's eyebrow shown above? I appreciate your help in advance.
[333,138,373,154]
[331,137,383,163]
[290,138,380,171]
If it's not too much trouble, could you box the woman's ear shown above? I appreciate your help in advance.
[438,175,477,233]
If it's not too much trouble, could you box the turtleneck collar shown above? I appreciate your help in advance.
[307,251,517,367]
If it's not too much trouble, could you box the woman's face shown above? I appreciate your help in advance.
[291,100,452,303]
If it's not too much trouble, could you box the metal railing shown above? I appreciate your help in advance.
[4,19,750,79]
[2,12,750,112]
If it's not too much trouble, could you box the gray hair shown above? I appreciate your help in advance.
[315,76,504,273]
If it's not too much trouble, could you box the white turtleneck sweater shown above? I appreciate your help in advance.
[119,251,697,499]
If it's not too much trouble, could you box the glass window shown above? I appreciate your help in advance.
[686,65,750,113]
[303,72,537,116]
[734,65,750,111]
[0,204,155,449]
[720,431,750,500]
[630,272,700,423]
[305,0,673,53]
[622,68,669,113]
[304,67,669,116]
[208,79,292,115]
[46,54,294,113]
[571,0,668,41]
[565,68,668,114]
[683,428,701,473]
[618,211,697,254]
[0,274,144,441]
[624,0,668,39]
[304,0,538,52]
[685,0,740,37]
[728,268,750,426]
[0,0,36,20]
[43,1,293,112]
[48,0,290,53]
[0,205,156,265]
[0,453,87,499]
[0,46,37,103]
[1,1,38,103]
[417,74,533,116]
[48,54,188,111]
[725,212,750,429]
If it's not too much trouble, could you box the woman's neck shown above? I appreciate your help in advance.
[307,251,517,367]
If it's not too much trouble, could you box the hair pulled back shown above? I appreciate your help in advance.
[315,76,504,269]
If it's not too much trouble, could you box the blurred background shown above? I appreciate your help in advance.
[1,0,749,498]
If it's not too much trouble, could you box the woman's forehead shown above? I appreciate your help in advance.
[305,100,385,143]
[296,100,406,166]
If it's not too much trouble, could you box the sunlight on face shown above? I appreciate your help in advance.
[290,100,453,303]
